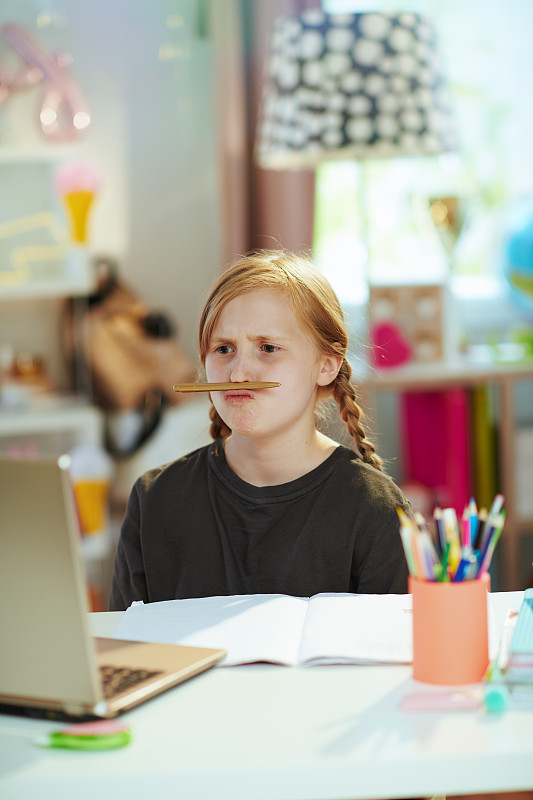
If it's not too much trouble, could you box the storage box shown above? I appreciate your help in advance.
[368,282,457,366]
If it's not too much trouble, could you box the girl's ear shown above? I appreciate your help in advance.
[317,354,343,387]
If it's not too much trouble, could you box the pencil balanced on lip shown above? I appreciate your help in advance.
[173,381,281,393]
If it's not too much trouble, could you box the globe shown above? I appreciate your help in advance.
[502,204,533,316]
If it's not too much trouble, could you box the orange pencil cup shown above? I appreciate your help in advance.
[409,573,490,685]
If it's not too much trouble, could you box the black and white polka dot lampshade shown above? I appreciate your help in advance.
[256,9,456,169]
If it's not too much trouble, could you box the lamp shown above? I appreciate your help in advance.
[255,8,458,367]
[255,9,455,169]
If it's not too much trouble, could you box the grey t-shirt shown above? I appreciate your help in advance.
[109,440,410,610]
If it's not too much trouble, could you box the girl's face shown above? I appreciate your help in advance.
[204,289,340,442]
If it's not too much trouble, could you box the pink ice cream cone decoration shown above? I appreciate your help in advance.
[54,161,101,244]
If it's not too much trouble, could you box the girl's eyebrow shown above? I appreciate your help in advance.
[211,332,289,342]
[248,333,288,342]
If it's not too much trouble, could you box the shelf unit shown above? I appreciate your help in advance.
[0,142,109,607]
[0,143,97,433]
[356,356,533,591]
[0,144,93,298]
[0,263,93,300]
[0,396,102,442]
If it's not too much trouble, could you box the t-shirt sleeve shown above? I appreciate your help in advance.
[350,474,410,594]
[109,480,149,611]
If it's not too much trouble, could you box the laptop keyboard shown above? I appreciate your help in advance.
[99,665,164,699]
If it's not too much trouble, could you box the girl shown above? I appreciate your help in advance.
[109,250,409,610]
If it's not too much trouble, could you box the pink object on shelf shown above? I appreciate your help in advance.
[370,322,412,368]
[400,389,472,515]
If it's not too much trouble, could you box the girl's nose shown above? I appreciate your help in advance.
[230,352,254,383]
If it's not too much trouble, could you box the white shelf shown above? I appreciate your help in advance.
[0,249,94,300]
[0,276,94,300]
[0,146,79,164]
[354,353,533,388]
[0,397,103,439]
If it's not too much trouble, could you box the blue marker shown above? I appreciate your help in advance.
[453,551,477,582]
[478,511,505,577]
[468,498,478,549]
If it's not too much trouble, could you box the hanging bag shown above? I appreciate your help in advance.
[63,260,196,456]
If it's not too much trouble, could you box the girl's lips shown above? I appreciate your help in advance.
[223,389,254,399]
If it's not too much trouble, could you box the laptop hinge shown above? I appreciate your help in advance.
[92,700,113,718]
[61,702,89,717]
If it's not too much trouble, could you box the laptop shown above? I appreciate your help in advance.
[0,455,225,720]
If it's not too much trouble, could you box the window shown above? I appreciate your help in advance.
[314,0,533,313]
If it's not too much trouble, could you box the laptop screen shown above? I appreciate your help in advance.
[0,456,102,707]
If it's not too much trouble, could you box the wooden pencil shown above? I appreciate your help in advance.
[173,381,281,392]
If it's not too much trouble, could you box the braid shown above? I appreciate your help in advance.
[208,401,231,441]
[333,360,383,472]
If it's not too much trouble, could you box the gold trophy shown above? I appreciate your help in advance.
[428,196,466,264]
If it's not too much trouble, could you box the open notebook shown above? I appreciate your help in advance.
[113,592,415,666]
[0,456,225,720]
[113,589,506,668]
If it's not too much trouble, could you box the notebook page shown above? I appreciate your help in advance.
[297,593,413,666]
[112,594,308,666]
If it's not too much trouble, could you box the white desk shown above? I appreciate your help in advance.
[1,595,532,800]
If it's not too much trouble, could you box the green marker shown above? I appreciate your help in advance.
[438,541,451,582]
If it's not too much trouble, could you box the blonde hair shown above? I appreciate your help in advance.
[198,250,382,471]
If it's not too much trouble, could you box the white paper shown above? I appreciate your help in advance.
[298,593,413,665]
[113,594,309,666]
[113,592,414,667]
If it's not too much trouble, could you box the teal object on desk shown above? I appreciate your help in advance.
[484,672,510,713]
[484,591,533,713]
[509,588,533,657]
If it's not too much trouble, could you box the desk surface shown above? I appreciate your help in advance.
[1,594,532,800]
